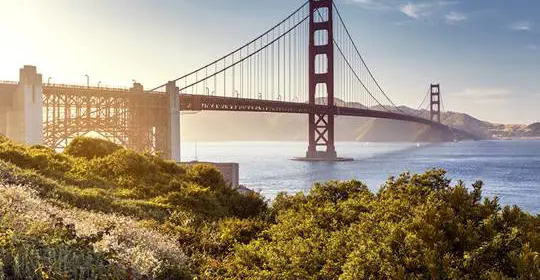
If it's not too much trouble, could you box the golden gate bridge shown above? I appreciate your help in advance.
[0,0,477,162]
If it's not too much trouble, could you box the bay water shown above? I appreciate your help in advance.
[180,140,540,214]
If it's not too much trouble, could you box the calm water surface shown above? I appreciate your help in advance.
[181,140,540,214]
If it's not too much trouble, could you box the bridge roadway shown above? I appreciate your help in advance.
[0,81,479,142]
[2,82,439,127]
[181,94,443,128]
[179,94,481,140]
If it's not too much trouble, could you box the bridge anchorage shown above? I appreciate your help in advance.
[0,0,476,162]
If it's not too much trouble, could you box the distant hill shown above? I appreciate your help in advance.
[526,123,540,137]
[180,101,535,142]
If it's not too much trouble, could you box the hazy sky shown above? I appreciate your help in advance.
[0,0,538,124]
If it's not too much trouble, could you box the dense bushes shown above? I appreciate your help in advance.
[0,136,266,221]
[64,136,123,160]
[1,136,539,279]
[222,170,540,279]
[0,136,267,278]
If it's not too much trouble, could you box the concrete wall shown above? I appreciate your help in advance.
[0,84,14,136]
[0,109,7,136]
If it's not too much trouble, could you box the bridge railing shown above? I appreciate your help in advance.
[0,80,18,85]
[44,83,132,92]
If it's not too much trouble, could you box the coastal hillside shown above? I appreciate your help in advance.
[0,136,538,279]
[0,136,266,279]
[527,122,540,137]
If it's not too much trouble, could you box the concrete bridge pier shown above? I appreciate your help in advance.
[0,113,6,136]
[167,81,181,162]
[6,66,43,145]
[0,102,7,136]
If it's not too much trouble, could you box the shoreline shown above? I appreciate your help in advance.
[495,137,540,140]
[179,138,540,143]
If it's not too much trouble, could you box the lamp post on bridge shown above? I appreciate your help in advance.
[85,74,89,88]
[47,77,52,85]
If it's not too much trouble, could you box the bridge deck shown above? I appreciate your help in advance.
[179,94,446,128]
[179,94,480,140]
[0,81,477,141]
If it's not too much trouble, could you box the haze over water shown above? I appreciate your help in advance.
[181,140,540,214]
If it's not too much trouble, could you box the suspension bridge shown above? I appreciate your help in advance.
[0,0,477,162]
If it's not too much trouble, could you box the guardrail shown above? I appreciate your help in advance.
[0,80,170,95]
[44,83,131,92]
[0,80,18,85]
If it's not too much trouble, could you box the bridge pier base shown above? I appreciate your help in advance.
[305,150,338,160]
[293,150,352,162]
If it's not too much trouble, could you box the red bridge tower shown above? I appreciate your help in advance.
[304,0,340,160]
[430,84,441,123]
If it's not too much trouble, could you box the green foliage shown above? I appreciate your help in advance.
[1,135,538,279]
[0,137,265,221]
[219,218,269,247]
[223,170,540,279]
[64,136,123,160]
[0,140,71,178]
[0,136,268,278]
[186,164,227,190]
[0,215,125,279]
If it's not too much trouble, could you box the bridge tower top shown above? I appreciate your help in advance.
[130,82,144,92]
[20,65,42,86]
[430,84,441,123]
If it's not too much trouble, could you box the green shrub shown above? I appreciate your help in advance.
[3,136,537,279]
[219,218,268,246]
[0,217,125,280]
[185,164,227,188]
[0,141,71,178]
[225,189,268,219]
[64,136,123,160]
[222,169,540,279]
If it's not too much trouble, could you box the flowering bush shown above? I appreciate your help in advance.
[0,184,188,279]
[0,136,267,278]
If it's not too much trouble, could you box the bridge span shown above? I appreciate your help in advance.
[180,94,445,127]
[0,66,475,162]
[0,0,478,161]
